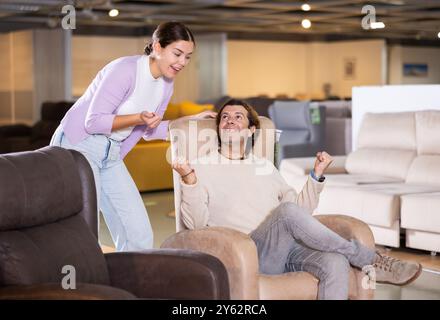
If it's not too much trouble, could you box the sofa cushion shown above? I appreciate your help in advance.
[163,103,181,120]
[415,110,440,155]
[268,101,310,130]
[324,174,402,187]
[345,148,416,180]
[180,101,214,116]
[316,183,440,227]
[357,112,416,150]
[279,130,310,146]
[280,156,347,176]
[406,155,440,187]
[401,192,440,233]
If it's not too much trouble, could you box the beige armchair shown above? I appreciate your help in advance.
[161,117,375,300]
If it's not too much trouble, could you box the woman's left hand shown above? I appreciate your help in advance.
[313,151,333,177]
[191,110,217,120]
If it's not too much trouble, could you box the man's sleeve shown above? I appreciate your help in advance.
[180,179,210,229]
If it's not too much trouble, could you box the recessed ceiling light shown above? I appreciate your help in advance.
[109,8,119,17]
[302,19,311,29]
[301,4,311,11]
[371,22,385,29]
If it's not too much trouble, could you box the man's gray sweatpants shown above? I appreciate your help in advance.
[249,202,376,300]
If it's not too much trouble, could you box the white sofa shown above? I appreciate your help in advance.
[279,110,440,252]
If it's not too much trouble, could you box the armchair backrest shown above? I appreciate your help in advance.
[169,117,275,232]
[0,146,110,287]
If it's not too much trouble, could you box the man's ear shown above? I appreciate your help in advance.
[249,126,256,136]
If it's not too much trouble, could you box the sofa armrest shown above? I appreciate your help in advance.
[161,227,260,300]
[315,214,375,249]
[0,283,135,300]
[280,156,347,176]
[0,124,32,138]
[105,249,229,300]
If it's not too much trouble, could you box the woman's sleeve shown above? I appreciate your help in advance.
[84,60,134,135]
[143,82,173,141]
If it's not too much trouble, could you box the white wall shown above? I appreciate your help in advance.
[71,34,226,104]
[389,45,440,85]
[0,31,34,124]
[352,85,440,150]
[227,39,386,99]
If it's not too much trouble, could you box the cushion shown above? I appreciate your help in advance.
[0,214,110,286]
[268,101,310,130]
[406,155,440,187]
[279,130,310,146]
[401,192,440,233]
[324,174,402,187]
[316,183,440,227]
[0,148,83,231]
[163,103,181,120]
[357,112,416,150]
[415,110,440,155]
[345,148,416,180]
[179,101,214,116]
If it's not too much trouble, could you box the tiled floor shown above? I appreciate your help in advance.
[99,190,440,300]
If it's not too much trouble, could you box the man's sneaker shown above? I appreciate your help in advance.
[372,253,422,285]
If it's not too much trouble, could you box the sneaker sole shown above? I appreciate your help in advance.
[377,263,423,286]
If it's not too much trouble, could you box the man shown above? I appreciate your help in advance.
[172,99,422,300]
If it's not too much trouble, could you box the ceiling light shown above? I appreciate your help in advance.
[370,22,385,29]
[109,8,119,17]
[438,32,440,38]
[301,19,311,29]
[301,4,311,11]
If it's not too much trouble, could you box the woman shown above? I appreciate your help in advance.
[51,21,216,251]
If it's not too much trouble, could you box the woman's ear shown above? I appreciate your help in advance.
[152,41,162,57]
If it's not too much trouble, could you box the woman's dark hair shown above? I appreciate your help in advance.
[216,98,261,149]
[144,21,195,55]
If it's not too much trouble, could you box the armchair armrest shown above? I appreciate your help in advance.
[105,249,229,300]
[315,214,375,300]
[161,227,259,300]
[315,214,375,249]
[0,283,135,300]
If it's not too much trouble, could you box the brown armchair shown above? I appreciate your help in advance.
[0,146,229,300]
[161,117,375,300]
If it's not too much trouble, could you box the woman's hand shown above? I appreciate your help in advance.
[313,151,333,177]
[172,157,197,185]
[140,111,162,129]
[191,110,217,120]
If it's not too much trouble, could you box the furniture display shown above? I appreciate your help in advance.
[161,117,375,300]
[279,110,440,252]
[0,146,229,300]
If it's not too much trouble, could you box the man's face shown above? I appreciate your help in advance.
[219,105,255,145]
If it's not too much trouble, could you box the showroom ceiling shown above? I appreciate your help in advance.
[0,0,439,44]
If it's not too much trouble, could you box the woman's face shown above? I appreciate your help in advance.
[153,40,194,79]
